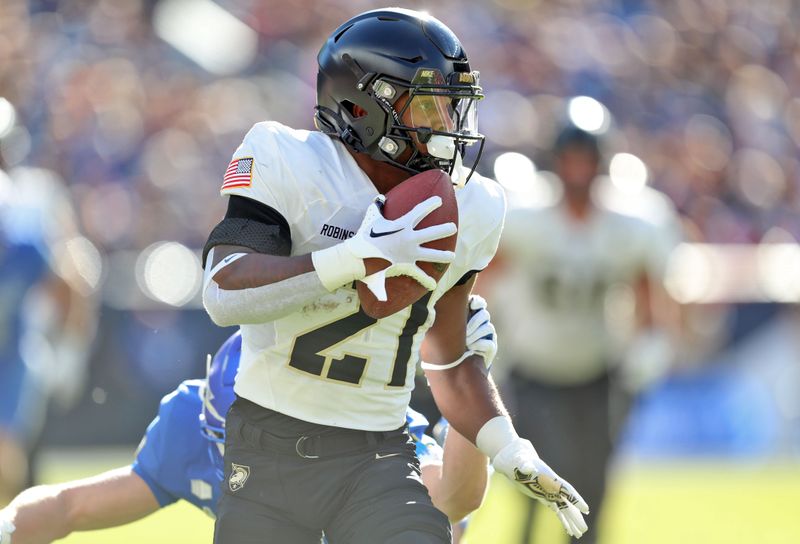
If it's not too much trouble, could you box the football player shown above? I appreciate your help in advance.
[482,125,681,544]
[0,298,496,544]
[0,167,97,505]
[202,8,587,544]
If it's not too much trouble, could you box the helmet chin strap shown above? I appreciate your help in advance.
[450,151,466,187]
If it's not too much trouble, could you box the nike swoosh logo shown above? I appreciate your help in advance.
[370,227,403,238]
[221,255,238,265]
[375,452,402,460]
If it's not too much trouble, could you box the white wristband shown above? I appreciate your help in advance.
[420,350,475,371]
[475,415,521,461]
[311,243,366,292]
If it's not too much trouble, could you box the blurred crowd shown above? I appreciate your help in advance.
[2,0,800,252]
[0,0,799,451]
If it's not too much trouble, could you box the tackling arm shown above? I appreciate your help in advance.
[421,427,489,522]
[0,467,159,544]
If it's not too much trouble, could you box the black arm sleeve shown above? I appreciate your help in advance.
[202,196,292,266]
[454,269,479,286]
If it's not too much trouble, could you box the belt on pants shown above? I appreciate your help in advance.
[234,416,407,459]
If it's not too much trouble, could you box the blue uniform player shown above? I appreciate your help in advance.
[0,297,495,544]
[0,204,50,443]
[0,168,98,506]
[0,175,57,505]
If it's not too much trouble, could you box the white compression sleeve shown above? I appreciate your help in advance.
[203,271,330,326]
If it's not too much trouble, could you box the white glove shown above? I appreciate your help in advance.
[466,294,497,369]
[0,518,14,544]
[312,195,457,301]
[494,438,589,538]
[477,417,589,539]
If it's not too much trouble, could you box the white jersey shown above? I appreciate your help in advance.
[492,188,678,385]
[218,121,505,431]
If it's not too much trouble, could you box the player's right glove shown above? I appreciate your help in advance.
[312,195,456,300]
[0,518,14,544]
[477,417,589,539]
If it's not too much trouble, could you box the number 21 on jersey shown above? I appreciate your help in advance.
[287,293,432,388]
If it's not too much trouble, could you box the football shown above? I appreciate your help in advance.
[358,169,459,319]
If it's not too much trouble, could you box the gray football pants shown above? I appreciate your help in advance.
[213,398,451,544]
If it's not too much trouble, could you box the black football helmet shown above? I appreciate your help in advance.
[315,8,485,184]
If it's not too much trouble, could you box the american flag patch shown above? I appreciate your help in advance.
[221,157,253,190]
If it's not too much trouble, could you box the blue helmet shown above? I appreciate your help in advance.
[200,331,241,444]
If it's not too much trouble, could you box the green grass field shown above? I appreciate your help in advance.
[36,450,800,544]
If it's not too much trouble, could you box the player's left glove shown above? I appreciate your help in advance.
[466,294,497,369]
[495,439,589,538]
[477,417,589,539]
[0,518,14,544]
